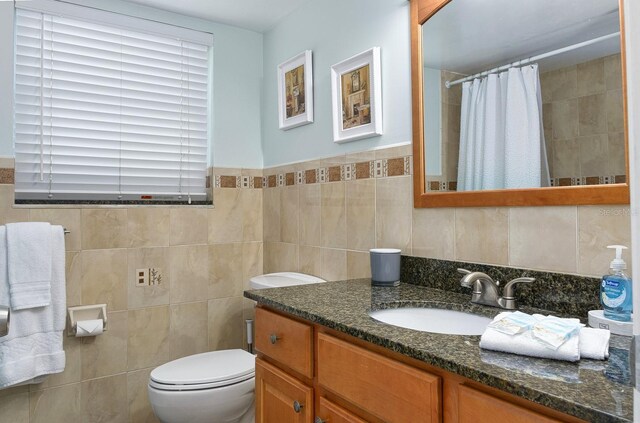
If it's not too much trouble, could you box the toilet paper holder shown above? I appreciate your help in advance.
[67,304,108,337]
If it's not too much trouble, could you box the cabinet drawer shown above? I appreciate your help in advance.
[458,385,563,423]
[256,358,313,423]
[316,397,367,423]
[255,308,313,378]
[317,333,441,423]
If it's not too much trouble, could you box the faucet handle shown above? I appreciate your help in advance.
[502,277,535,299]
[457,268,473,288]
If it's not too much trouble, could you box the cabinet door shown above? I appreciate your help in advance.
[458,385,563,423]
[316,397,367,423]
[256,358,313,423]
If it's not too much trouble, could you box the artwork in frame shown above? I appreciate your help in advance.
[330,47,382,143]
[278,50,314,130]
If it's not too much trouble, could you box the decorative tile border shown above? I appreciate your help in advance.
[255,156,412,189]
[0,168,14,185]
[426,175,627,192]
[212,174,263,189]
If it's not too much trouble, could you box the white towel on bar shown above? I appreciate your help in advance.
[0,225,66,388]
[480,312,610,362]
[6,222,53,310]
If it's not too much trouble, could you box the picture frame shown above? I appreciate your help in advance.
[277,50,314,130]
[330,47,382,143]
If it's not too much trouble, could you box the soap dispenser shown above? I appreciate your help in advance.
[601,245,633,322]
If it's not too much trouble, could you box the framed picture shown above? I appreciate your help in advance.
[330,47,382,143]
[278,50,314,130]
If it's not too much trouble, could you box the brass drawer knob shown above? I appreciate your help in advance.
[269,333,280,344]
[293,400,303,413]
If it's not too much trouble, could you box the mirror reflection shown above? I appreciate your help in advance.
[422,0,625,192]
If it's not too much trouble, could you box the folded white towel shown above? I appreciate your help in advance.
[6,222,53,310]
[480,316,581,362]
[0,225,66,388]
[579,327,610,360]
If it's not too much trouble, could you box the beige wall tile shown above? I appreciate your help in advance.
[209,188,243,243]
[298,245,322,278]
[551,99,578,141]
[608,132,627,175]
[544,67,577,102]
[169,245,208,304]
[127,247,170,309]
[262,187,281,242]
[242,242,263,290]
[280,185,299,244]
[375,143,412,159]
[299,184,321,246]
[128,208,170,248]
[376,176,412,253]
[30,384,81,423]
[264,242,297,273]
[170,301,208,360]
[578,93,607,136]
[65,251,82,307]
[346,150,375,163]
[208,297,243,351]
[579,135,609,177]
[606,89,624,134]
[347,251,371,280]
[321,182,346,248]
[81,374,128,423]
[81,249,128,311]
[455,208,508,265]
[552,139,580,178]
[242,188,263,242]
[30,208,81,250]
[576,58,605,97]
[0,393,28,423]
[509,207,577,273]
[81,311,127,380]
[0,185,29,225]
[604,54,622,90]
[128,306,171,371]
[321,248,347,282]
[412,208,455,260]
[346,179,375,251]
[127,368,159,423]
[81,209,128,249]
[170,208,208,245]
[578,206,632,277]
[209,243,243,299]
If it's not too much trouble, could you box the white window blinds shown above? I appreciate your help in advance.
[14,5,212,203]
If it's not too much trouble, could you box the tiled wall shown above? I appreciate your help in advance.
[0,165,263,422]
[263,144,632,281]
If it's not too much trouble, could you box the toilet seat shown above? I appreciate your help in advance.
[150,349,255,392]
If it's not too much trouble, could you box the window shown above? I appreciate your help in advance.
[13,2,212,203]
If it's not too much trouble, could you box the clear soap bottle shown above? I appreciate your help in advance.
[601,245,633,322]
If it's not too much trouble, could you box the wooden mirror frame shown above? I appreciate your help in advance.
[411,0,630,208]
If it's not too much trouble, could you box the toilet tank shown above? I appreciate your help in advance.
[249,272,326,290]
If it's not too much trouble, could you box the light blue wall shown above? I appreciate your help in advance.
[0,0,264,168]
[261,0,412,167]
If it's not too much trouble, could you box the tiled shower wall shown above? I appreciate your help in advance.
[263,144,632,280]
[0,163,263,422]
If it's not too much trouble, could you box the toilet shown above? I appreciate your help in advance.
[148,272,325,423]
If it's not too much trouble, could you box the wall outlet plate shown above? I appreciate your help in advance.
[136,269,149,286]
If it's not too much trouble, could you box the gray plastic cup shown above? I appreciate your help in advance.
[370,248,401,286]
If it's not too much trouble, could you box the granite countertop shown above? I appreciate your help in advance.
[245,279,633,423]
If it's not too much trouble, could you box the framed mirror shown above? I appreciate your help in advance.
[411,0,630,207]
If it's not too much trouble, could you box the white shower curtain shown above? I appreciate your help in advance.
[457,64,550,191]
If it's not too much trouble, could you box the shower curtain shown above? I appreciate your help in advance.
[457,64,550,191]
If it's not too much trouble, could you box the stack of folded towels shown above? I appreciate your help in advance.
[480,311,610,362]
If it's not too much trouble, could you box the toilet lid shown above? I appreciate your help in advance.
[150,349,255,386]
[249,272,326,290]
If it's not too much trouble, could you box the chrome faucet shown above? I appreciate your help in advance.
[457,268,535,310]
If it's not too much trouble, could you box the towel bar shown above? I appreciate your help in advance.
[63,228,70,234]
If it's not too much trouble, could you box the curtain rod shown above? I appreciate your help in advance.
[445,32,620,88]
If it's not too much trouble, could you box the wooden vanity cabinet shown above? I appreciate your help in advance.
[254,306,586,423]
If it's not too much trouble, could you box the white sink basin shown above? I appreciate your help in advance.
[368,307,492,335]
